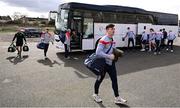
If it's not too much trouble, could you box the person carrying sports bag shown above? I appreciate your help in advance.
[92,24,127,104]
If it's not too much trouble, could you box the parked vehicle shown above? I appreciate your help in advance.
[55,2,179,51]
[24,28,42,38]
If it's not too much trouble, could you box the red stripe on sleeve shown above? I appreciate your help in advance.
[99,40,115,45]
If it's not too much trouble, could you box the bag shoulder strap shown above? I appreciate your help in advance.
[105,38,113,54]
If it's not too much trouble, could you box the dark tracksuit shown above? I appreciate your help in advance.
[95,35,119,97]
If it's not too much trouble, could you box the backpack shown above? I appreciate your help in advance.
[59,32,66,44]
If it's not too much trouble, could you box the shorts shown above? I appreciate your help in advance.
[16,42,23,46]
[141,40,147,44]
[149,40,155,44]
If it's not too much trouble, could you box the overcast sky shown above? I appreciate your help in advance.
[0,0,179,19]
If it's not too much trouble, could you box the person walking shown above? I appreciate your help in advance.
[64,29,71,59]
[154,29,163,55]
[93,24,127,104]
[12,28,27,58]
[124,27,135,50]
[41,29,54,59]
[166,30,176,52]
[148,28,156,52]
[162,28,167,49]
[140,29,148,51]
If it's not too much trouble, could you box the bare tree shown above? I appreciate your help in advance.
[11,12,27,20]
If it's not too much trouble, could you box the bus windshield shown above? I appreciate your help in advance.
[56,9,69,31]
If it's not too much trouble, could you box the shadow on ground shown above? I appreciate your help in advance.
[37,57,62,67]
[56,46,180,78]
[6,55,29,65]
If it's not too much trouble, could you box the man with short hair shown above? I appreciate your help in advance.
[166,30,176,52]
[41,29,54,59]
[93,24,127,104]
[140,28,148,51]
[12,28,27,58]
[64,29,71,59]
[162,28,167,48]
[124,27,135,50]
[154,29,163,55]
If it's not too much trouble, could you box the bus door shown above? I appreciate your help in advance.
[82,18,94,50]
[70,16,82,50]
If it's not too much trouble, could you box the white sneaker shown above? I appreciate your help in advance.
[114,96,127,104]
[73,57,78,60]
[166,48,169,51]
[171,50,174,53]
[154,52,157,55]
[140,49,145,52]
[65,56,70,59]
[92,94,102,103]
[158,52,161,55]
[148,49,151,52]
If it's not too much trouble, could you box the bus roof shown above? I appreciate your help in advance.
[59,2,148,14]
[59,2,178,25]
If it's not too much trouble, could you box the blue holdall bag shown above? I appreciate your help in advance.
[37,42,45,49]
[84,42,112,75]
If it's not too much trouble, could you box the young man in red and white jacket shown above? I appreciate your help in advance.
[93,24,127,104]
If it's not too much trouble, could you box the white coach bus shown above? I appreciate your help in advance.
[55,2,179,51]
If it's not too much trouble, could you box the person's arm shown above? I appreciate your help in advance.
[141,33,144,40]
[40,33,45,42]
[124,32,128,39]
[96,41,114,60]
[12,33,17,42]
[50,35,54,44]
[22,33,27,43]
[173,34,176,40]
[133,31,135,39]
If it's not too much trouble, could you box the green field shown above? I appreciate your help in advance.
[0,25,55,33]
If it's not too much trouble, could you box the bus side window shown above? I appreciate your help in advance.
[83,18,93,39]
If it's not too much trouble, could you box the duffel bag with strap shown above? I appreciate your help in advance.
[84,40,113,75]
[23,43,29,52]
[84,53,106,75]
[37,42,45,49]
[8,43,16,52]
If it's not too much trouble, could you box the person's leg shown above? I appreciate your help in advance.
[107,63,119,97]
[154,40,158,54]
[64,44,68,58]
[128,38,130,49]
[161,38,165,49]
[94,72,106,95]
[131,38,135,48]
[19,46,22,58]
[141,43,144,50]
[152,41,156,51]
[163,38,166,48]
[170,40,174,51]
[93,71,106,103]
[158,40,161,52]
[44,43,49,57]
[142,40,145,49]
[167,40,170,50]
[106,62,127,104]
[149,41,152,51]
[16,46,20,56]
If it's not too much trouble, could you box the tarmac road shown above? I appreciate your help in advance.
[0,33,180,107]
